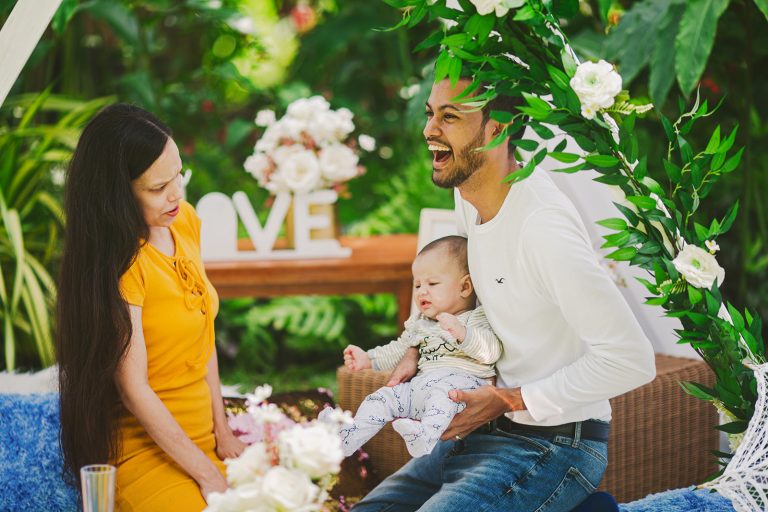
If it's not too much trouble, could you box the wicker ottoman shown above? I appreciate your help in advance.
[337,354,719,503]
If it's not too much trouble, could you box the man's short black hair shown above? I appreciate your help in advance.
[418,235,469,275]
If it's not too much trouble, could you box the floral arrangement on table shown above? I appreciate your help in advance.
[385,0,765,466]
[205,385,352,512]
[244,96,376,196]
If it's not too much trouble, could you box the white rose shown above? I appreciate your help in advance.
[244,154,272,184]
[318,144,359,183]
[224,442,272,487]
[245,384,273,406]
[570,60,623,120]
[255,109,276,127]
[673,243,725,289]
[274,148,322,193]
[705,240,720,254]
[287,96,330,121]
[278,423,344,479]
[358,134,376,152]
[469,0,526,17]
[247,402,287,424]
[260,467,321,511]
[205,482,270,512]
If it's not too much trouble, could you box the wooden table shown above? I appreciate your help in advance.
[204,234,418,328]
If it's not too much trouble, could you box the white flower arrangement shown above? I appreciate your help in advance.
[204,386,347,512]
[569,60,623,120]
[245,96,373,195]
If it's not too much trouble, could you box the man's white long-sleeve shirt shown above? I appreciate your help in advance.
[454,171,656,426]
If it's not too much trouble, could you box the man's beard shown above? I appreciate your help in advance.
[431,127,486,189]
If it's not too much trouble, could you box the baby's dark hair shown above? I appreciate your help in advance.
[418,235,469,275]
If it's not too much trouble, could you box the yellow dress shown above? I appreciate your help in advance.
[116,201,225,511]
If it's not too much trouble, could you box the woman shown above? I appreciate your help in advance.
[57,104,246,510]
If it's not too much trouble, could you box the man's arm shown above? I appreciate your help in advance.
[518,208,656,421]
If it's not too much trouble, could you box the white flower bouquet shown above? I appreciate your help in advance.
[244,96,374,195]
[205,385,351,512]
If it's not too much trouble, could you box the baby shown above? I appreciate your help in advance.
[322,235,502,457]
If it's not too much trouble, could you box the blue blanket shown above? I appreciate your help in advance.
[0,393,77,512]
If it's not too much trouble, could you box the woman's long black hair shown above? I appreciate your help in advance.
[57,103,171,480]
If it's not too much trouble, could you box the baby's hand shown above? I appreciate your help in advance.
[343,345,372,371]
[436,313,467,343]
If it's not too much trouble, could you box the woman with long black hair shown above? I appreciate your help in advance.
[57,104,245,510]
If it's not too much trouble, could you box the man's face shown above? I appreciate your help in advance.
[423,79,491,189]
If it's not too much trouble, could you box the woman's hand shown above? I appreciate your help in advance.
[215,428,247,460]
[343,345,372,371]
[198,470,228,503]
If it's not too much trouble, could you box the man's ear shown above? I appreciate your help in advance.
[460,274,474,298]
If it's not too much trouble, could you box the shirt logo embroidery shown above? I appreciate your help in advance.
[495,277,505,284]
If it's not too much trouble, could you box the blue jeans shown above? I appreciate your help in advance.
[352,426,608,512]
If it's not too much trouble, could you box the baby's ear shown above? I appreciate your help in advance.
[459,274,473,298]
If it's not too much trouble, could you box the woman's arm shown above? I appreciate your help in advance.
[204,347,247,460]
[115,305,228,501]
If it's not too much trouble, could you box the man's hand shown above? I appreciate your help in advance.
[441,386,526,440]
[343,345,372,371]
[386,347,419,387]
[436,312,467,342]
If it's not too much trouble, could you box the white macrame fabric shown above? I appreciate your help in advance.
[0,0,62,107]
[700,363,768,511]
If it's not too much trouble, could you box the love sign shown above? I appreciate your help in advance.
[196,189,351,261]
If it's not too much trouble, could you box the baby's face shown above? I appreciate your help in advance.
[411,249,470,320]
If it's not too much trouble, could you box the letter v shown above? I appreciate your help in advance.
[232,191,291,254]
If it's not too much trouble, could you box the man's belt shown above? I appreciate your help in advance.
[475,416,610,442]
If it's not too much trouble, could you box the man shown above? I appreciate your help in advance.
[353,79,656,511]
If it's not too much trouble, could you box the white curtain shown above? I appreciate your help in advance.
[0,0,62,108]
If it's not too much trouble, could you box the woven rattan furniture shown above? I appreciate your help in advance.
[337,354,718,503]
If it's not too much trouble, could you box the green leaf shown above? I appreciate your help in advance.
[448,55,463,87]
[721,147,744,173]
[434,51,452,82]
[720,202,739,234]
[585,155,620,167]
[718,125,738,153]
[606,0,673,84]
[548,152,581,163]
[606,247,638,261]
[694,222,708,241]
[626,195,658,210]
[680,381,717,401]
[414,30,444,52]
[547,65,572,93]
[727,303,745,332]
[674,0,730,96]
[597,0,613,23]
[704,125,721,154]
[663,159,682,183]
[561,49,578,77]
[597,218,628,231]
[511,139,539,151]
[753,0,768,21]
[649,2,686,107]
[715,421,749,434]
[688,285,703,305]
[491,110,514,124]
[531,123,556,140]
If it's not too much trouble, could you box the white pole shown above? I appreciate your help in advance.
[0,0,63,108]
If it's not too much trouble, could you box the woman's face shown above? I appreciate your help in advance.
[131,137,184,228]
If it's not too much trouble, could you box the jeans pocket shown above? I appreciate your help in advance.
[535,466,596,512]
[552,437,608,466]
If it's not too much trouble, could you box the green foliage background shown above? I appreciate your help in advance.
[1,0,765,400]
